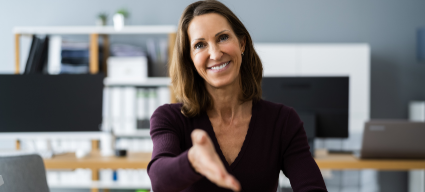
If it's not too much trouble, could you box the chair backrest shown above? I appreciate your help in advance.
[0,154,49,192]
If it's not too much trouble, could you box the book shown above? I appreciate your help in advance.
[19,35,33,74]
[147,89,157,120]
[24,35,40,74]
[24,35,49,74]
[33,36,49,73]
[61,57,89,65]
[136,89,149,129]
[47,36,62,74]
[123,87,137,133]
[110,87,123,133]
[61,50,89,58]
[102,87,111,131]
[157,87,171,106]
[60,40,90,74]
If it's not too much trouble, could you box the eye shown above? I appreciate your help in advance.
[194,42,205,49]
[219,34,229,42]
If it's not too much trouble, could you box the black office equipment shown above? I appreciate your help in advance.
[262,77,349,138]
[0,74,104,132]
[360,120,425,159]
[298,112,316,155]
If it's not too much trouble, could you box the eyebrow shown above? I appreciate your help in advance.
[191,30,229,43]
[215,30,229,37]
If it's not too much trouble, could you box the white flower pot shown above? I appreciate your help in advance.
[113,13,125,30]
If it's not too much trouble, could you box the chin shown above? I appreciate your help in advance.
[206,76,237,89]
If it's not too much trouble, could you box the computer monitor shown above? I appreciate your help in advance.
[0,74,104,139]
[262,77,349,138]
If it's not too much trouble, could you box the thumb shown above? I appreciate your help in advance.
[191,129,207,145]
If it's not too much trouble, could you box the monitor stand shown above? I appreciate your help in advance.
[298,112,316,157]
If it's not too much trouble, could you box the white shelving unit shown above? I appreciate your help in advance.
[114,129,151,137]
[104,77,171,87]
[12,25,177,192]
[13,25,177,75]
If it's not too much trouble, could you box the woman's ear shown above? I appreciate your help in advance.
[239,36,246,53]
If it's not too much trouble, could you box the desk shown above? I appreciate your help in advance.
[44,151,151,170]
[44,152,425,191]
[45,152,425,171]
[44,151,152,192]
[315,153,425,170]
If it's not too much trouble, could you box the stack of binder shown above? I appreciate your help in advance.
[103,87,170,134]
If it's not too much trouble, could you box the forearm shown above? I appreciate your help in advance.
[148,150,203,192]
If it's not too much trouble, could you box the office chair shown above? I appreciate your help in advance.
[0,154,49,192]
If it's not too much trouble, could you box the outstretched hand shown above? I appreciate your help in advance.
[188,129,241,192]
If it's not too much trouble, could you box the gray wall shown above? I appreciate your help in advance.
[1,0,423,191]
[1,0,424,118]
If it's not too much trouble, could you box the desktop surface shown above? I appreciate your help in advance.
[39,151,425,171]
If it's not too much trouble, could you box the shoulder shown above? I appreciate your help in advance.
[153,103,183,116]
[256,99,302,131]
[151,103,188,123]
[151,103,187,126]
[256,99,296,118]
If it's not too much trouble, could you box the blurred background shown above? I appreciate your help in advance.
[0,0,425,192]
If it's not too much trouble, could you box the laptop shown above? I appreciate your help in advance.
[359,120,425,159]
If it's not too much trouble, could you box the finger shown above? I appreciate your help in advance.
[211,172,241,191]
[225,175,241,191]
[207,164,240,190]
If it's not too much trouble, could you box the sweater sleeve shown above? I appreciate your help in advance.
[281,108,327,192]
[147,105,203,192]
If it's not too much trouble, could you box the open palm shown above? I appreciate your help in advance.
[188,129,241,191]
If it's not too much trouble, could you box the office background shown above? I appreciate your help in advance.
[1,0,424,191]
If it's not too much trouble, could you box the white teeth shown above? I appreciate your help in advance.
[211,61,229,70]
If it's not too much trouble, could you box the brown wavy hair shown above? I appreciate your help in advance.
[170,0,263,117]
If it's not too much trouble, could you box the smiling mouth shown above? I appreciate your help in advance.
[207,61,230,70]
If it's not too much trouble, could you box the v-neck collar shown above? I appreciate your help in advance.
[202,100,258,171]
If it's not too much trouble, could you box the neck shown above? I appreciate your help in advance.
[206,77,251,123]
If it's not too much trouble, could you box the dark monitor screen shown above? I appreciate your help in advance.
[0,74,104,132]
[262,77,349,138]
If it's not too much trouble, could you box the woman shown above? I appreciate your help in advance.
[148,0,327,191]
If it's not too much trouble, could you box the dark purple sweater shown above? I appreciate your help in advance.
[148,99,327,192]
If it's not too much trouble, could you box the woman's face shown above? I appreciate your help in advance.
[188,13,245,89]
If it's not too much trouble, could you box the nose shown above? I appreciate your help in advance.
[209,44,223,60]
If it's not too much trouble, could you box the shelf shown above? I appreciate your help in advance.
[0,132,102,140]
[44,151,152,169]
[48,181,151,189]
[114,129,150,137]
[13,25,177,35]
[104,77,171,86]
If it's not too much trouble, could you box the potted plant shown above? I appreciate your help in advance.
[96,12,108,26]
